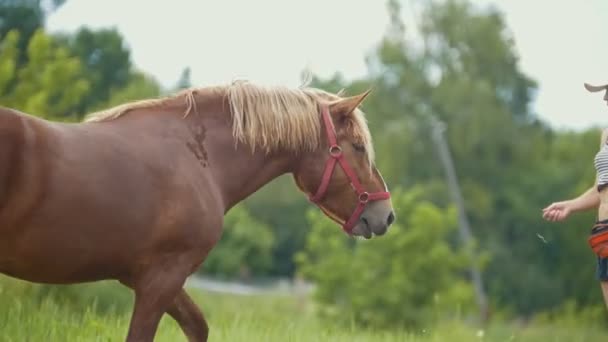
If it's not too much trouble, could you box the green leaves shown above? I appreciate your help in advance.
[97,72,161,112]
[296,188,475,329]
[0,30,19,94]
[0,11,164,120]
[0,29,90,120]
[301,0,602,323]
[57,27,133,113]
[203,204,276,279]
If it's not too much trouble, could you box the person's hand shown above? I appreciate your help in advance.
[542,201,573,222]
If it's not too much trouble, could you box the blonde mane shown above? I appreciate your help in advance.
[84,81,374,161]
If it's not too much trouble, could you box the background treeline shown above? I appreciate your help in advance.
[1,0,606,330]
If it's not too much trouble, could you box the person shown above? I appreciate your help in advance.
[542,82,608,308]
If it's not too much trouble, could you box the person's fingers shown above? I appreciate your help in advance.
[551,209,561,221]
[555,208,570,221]
[542,205,572,221]
[542,208,556,220]
[543,202,563,212]
[542,203,556,212]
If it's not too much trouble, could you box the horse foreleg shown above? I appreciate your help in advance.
[166,289,209,342]
[123,264,190,342]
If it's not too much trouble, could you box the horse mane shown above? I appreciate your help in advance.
[84,80,374,161]
[83,89,199,123]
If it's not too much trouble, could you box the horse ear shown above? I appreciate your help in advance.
[329,89,372,120]
[584,83,608,93]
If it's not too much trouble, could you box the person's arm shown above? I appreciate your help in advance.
[570,186,600,212]
[542,128,608,222]
[542,186,599,221]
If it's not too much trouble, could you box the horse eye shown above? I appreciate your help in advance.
[352,143,366,152]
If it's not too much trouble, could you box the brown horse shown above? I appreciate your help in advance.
[0,81,394,341]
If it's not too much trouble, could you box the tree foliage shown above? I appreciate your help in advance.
[0,1,163,119]
[55,27,132,114]
[0,29,89,120]
[296,188,475,328]
[175,67,192,90]
[202,204,276,280]
[295,0,606,321]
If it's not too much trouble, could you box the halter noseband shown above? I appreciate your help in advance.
[308,105,391,234]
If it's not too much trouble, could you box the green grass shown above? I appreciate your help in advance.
[0,276,607,341]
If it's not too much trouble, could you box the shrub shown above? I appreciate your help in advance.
[295,187,476,329]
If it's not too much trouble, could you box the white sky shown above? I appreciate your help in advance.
[46,0,608,131]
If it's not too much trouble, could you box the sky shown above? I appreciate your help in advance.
[46,0,608,131]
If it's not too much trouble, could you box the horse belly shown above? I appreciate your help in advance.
[0,256,115,285]
[0,223,133,284]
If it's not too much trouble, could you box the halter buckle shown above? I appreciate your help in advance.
[358,192,370,203]
[329,145,342,157]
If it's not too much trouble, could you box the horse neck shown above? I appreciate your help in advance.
[215,145,295,212]
[186,95,297,212]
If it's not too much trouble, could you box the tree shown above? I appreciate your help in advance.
[296,187,475,328]
[0,0,67,66]
[201,204,276,280]
[174,67,192,90]
[301,0,604,320]
[55,27,132,114]
[242,175,312,277]
[0,29,89,120]
[1,1,160,119]
[97,71,161,111]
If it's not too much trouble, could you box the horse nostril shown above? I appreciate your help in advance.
[361,217,369,227]
[387,211,395,226]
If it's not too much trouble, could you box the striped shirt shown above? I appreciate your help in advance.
[596,141,608,190]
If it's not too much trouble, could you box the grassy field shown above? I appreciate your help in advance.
[0,276,607,341]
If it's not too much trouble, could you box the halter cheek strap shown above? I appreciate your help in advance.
[308,105,391,234]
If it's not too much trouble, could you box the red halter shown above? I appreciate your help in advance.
[308,105,391,234]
